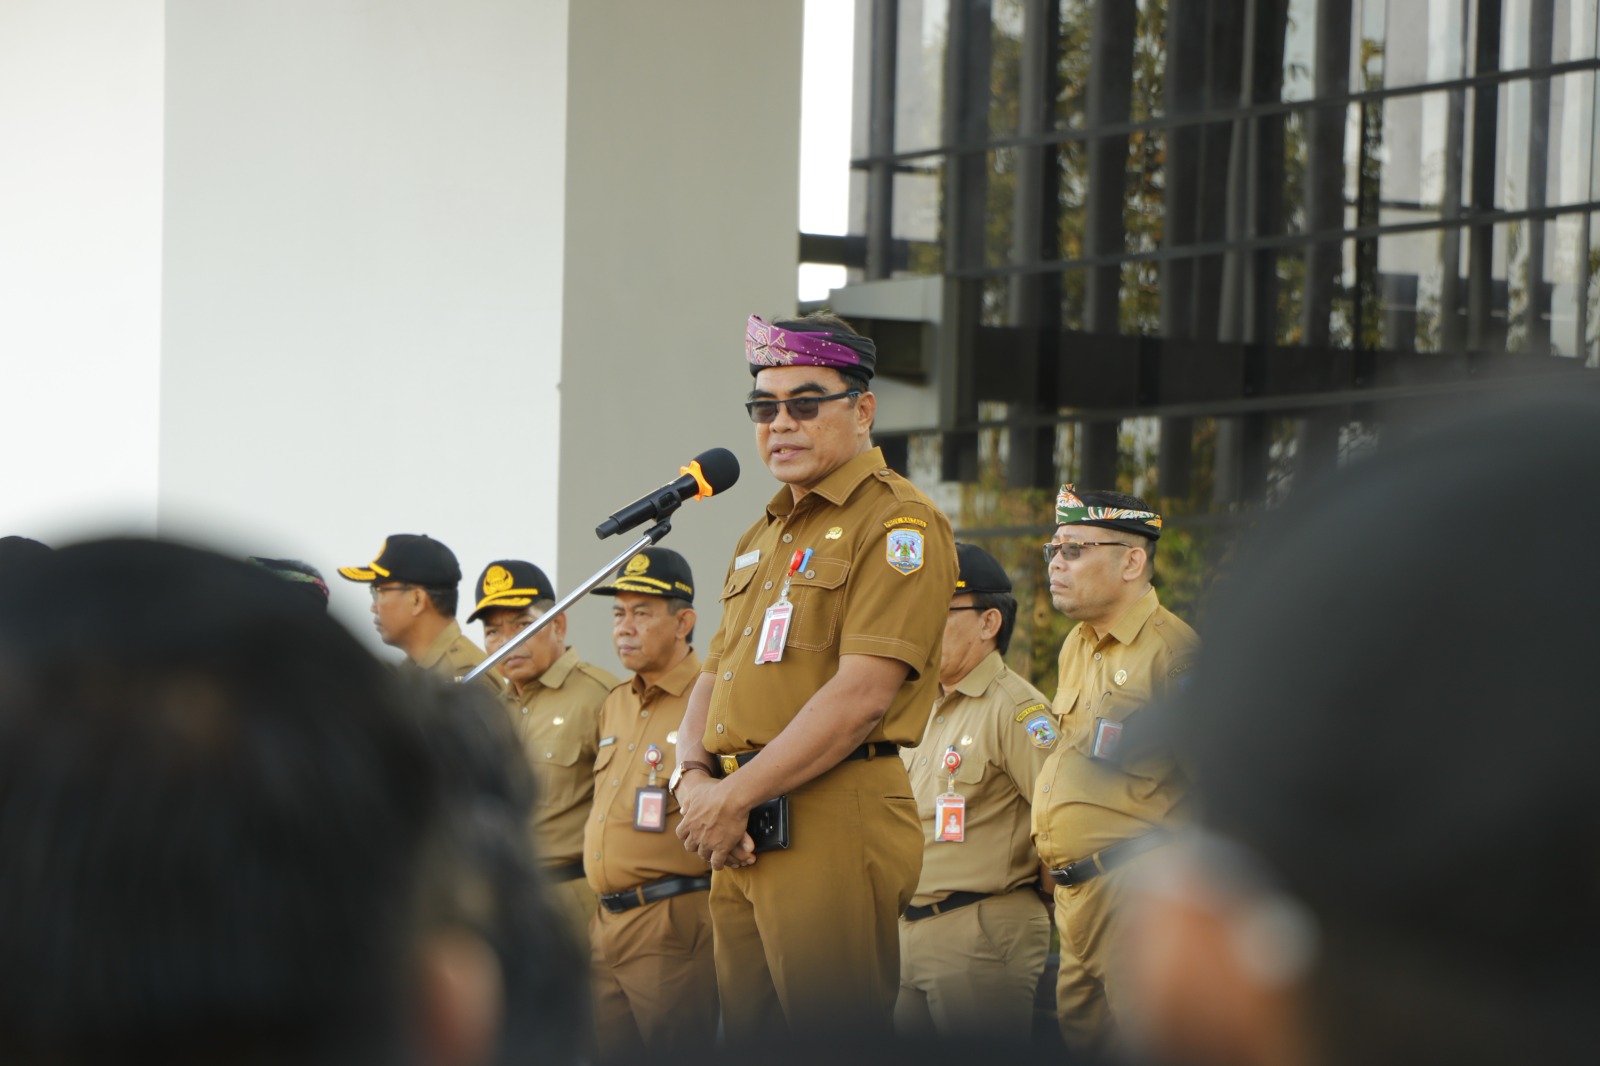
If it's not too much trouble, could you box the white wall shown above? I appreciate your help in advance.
[555,0,806,665]
[159,0,571,643]
[0,0,164,541]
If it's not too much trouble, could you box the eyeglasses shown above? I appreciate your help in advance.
[744,390,861,424]
[1042,541,1133,563]
[370,583,417,601]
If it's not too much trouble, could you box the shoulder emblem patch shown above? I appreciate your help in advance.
[1024,711,1059,749]
[1014,701,1050,723]
[885,528,925,575]
[882,515,928,530]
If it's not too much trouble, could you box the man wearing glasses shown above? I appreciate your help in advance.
[1031,487,1199,1049]
[895,542,1056,1041]
[339,534,496,688]
[671,312,956,1041]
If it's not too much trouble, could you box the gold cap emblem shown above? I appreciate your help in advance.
[625,554,650,575]
[483,565,514,596]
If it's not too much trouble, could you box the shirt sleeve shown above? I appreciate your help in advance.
[836,497,957,678]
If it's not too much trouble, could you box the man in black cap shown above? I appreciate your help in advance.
[583,547,716,1056]
[468,559,617,953]
[338,534,490,684]
[895,543,1057,1041]
[1031,487,1199,1049]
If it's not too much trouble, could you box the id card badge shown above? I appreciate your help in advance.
[1091,717,1124,761]
[754,600,793,663]
[633,786,668,832]
[934,793,966,842]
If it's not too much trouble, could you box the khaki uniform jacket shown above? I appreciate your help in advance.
[1031,587,1199,867]
[905,650,1058,907]
[503,647,618,867]
[407,620,503,695]
[584,650,712,896]
[702,447,956,754]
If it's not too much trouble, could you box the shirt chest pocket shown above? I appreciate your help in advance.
[532,731,589,808]
[722,565,758,602]
[785,557,850,652]
[953,756,989,787]
[592,740,619,776]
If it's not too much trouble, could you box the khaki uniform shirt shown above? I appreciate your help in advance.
[702,447,956,754]
[503,647,618,867]
[584,650,712,895]
[410,619,498,688]
[1031,587,1199,867]
[905,651,1057,907]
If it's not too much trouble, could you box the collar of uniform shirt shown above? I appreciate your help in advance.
[537,646,579,688]
[1105,585,1161,646]
[629,649,701,699]
[951,648,1006,699]
[763,447,889,517]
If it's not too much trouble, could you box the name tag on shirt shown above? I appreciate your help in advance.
[734,549,761,570]
[598,736,617,748]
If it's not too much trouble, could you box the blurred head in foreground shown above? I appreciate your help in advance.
[0,539,580,1066]
[1122,385,1600,1066]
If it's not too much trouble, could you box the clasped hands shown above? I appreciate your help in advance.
[675,774,757,870]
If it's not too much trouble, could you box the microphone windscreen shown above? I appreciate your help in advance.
[693,448,740,494]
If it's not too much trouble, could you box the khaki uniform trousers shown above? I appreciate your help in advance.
[549,875,598,955]
[1052,861,1142,1049]
[710,757,923,1042]
[895,888,1051,1040]
[589,891,717,1058]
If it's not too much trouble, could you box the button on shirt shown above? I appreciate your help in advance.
[1031,587,1199,867]
[701,447,956,755]
[584,650,712,895]
[905,650,1058,907]
[503,647,618,867]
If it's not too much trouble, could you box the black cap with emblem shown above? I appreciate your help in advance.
[337,534,461,588]
[954,543,1011,595]
[591,547,695,605]
[467,559,554,623]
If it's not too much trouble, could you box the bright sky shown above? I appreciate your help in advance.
[798,0,853,301]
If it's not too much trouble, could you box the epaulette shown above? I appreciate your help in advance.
[575,661,621,690]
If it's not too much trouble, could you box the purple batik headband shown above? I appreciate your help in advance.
[745,315,877,379]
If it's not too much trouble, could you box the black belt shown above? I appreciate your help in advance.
[600,875,713,914]
[1049,833,1165,888]
[902,890,992,922]
[716,741,898,777]
[546,861,586,884]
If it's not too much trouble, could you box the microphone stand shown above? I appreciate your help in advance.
[460,516,674,686]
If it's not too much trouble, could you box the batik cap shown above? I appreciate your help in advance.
[745,315,877,380]
[1055,485,1163,540]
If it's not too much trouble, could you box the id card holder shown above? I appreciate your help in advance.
[1091,717,1124,762]
[633,786,668,832]
[754,600,792,663]
[934,793,966,842]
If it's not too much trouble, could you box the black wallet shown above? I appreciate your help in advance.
[747,795,791,852]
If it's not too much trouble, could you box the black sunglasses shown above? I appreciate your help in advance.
[744,390,861,424]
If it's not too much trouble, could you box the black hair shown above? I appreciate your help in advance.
[1182,387,1600,1066]
[422,585,459,618]
[0,540,441,1066]
[969,591,1018,655]
[664,595,695,645]
[1079,489,1157,577]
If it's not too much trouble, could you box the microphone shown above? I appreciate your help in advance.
[595,448,740,539]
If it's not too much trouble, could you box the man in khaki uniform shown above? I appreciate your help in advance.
[583,547,716,1056]
[1031,486,1200,1049]
[673,312,956,1041]
[339,534,495,687]
[469,559,618,947]
[896,543,1055,1040]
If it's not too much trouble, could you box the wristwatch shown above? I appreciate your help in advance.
[669,759,714,798]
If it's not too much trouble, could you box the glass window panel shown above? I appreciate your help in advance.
[1545,213,1588,357]
[893,0,947,154]
[1552,0,1599,63]
[988,0,1027,142]
[892,161,944,276]
[1545,72,1596,208]
[1056,0,1094,130]
[1382,0,1471,89]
